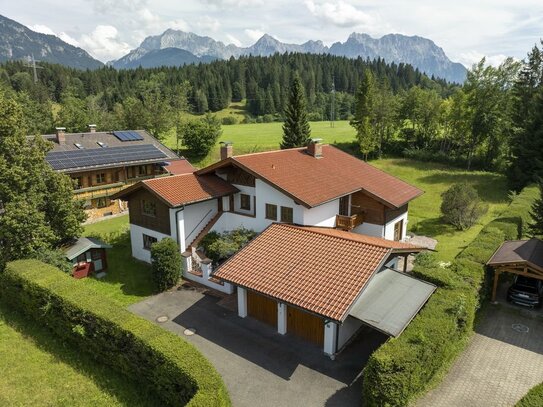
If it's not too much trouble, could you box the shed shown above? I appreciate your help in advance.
[487,238,543,302]
[63,237,112,278]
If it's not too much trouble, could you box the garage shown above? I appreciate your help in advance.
[287,306,324,346]
[247,290,277,327]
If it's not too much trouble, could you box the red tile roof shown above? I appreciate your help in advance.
[163,158,195,175]
[198,145,423,208]
[112,173,237,207]
[213,224,424,321]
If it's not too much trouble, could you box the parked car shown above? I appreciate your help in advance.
[507,276,543,308]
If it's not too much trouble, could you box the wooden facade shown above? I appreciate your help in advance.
[350,191,386,224]
[127,188,171,235]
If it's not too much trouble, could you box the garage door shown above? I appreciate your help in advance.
[287,306,324,346]
[247,290,277,327]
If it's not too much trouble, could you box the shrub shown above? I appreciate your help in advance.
[307,112,323,121]
[0,260,230,406]
[262,114,274,123]
[151,238,181,292]
[362,185,538,407]
[31,248,72,274]
[441,183,488,230]
[199,228,256,264]
[180,113,222,156]
[528,181,543,237]
[516,382,543,407]
[221,116,237,125]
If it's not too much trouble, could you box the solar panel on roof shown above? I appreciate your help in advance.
[113,130,144,142]
[46,144,167,171]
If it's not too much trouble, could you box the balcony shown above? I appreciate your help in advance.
[335,213,364,230]
[73,174,169,201]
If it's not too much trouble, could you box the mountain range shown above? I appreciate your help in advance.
[0,14,103,69]
[112,30,467,83]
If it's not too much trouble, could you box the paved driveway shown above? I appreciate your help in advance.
[417,284,543,407]
[129,286,387,407]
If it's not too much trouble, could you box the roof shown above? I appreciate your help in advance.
[163,158,195,175]
[198,145,423,208]
[487,238,543,272]
[348,268,436,337]
[62,237,112,260]
[213,224,424,322]
[42,129,178,172]
[112,173,238,207]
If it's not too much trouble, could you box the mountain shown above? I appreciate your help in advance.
[112,30,466,83]
[117,47,216,69]
[0,14,103,70]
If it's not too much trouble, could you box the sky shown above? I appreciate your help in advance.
[1,0,542,66]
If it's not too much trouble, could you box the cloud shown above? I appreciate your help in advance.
[197,16,220,33]
[200,0,264,8]
[304,0,376,28]
[244,28,265,42]
[226,34,242,47]
[88,0,149,14]
[79,25,131,61]
[28,24,81,47]
[457,51,510,68]
[29,24,56,35]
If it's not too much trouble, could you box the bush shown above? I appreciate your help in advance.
[441,183,488,230]
[180,113,222,156]
[516,382,543,407]
[0,260,230,406]
[362,185,539,407]
[31,248,72,274]
[262,114,274,123]
[151,238,182,292]
[307,112,323,121]
[221,116,237,125]
[199,228,256,264]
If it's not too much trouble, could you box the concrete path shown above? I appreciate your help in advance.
[417,300,543,407]
[129,286,387,407]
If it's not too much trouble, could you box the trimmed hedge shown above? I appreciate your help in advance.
[0,260,230,407]
[516,382,543,407]
[362,185,539,407]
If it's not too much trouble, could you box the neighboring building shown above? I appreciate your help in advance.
[113,140,432,355]
[42,126,193,220]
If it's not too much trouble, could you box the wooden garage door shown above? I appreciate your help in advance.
[247,290,277,327]
[287,306,324,346]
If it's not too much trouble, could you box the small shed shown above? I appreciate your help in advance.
[63,237,112,279]
[487,238,543,302]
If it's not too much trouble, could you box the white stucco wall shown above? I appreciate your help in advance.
[302,199,339,227]
[384,211,408,241]
[129,224,171,263]
[353,222,385,238]
[337,316,364,350]
[183,200,218,247]
[231,184,256,216]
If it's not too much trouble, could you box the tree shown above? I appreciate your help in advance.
[0,91,85,264]
[350,70,377,160]
[440,183,488,230]
[529,180,543,237]
[281,74,311,149]
[179,113,222,156]
[150,238,181,292]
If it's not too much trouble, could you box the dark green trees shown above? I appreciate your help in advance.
[350,70,377,160]
[529,181,543,237]
[281,75,311,149]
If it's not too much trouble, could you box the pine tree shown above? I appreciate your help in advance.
[350,69,377,160]
[529,180,543,237]
[281,74,311,149]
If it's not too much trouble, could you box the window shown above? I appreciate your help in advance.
[74,176,82,189]
[74,143,84,149]
[141,199,156,217]
[97,141,108,148]
[96,197,108,208]
[394,219,404,241]
[96,173,106,184]
[138,165,147,176]
[265,203,277,220]
[240,194,251,210]
[280,206,293,223]
[143,234,158,250]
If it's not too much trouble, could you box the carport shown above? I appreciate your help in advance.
[487,238,543,302]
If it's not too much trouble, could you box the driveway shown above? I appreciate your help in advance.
[417,281,543,407]
[129,285,387,407]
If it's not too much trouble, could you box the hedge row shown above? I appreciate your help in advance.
[362,185,539,406]
[0,259,230,407]
[516,382,543,407]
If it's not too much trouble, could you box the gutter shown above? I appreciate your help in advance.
[174,206,185,249]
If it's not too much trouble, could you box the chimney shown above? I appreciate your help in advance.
[88,124,97,133]
[56,127,66,144]
[307,138,323,158]
[220,141,233,160]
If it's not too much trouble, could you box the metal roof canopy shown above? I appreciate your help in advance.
[348,268,436,337]
[63,237,112,261]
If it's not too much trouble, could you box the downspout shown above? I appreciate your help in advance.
[174,205,185,248]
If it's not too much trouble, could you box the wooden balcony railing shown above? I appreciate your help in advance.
[72,173,169,201]
[335,213,364,230]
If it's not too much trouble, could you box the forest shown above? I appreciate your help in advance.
[0,45,542,191]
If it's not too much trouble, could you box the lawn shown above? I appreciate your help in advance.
[0,302,155,407]
[82,215,154,307]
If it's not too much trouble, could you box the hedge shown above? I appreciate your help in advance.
[516,382,543,407]
[362,185,539,406]
[0,260,230,407]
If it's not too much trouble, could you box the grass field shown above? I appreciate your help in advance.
[0,302,154,407]
[81,215,154,307]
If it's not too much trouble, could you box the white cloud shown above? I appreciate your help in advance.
[200,0,264,8]
[28,24,80,47]
[29,24,56,35]
[226,34,242,47]
[304,0,376,28]
[58,32,81,47]
[457,51,510,68]
[79,25,131,61]
[244,28,265,42]
[197,16,220,33]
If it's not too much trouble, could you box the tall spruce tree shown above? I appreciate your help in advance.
[281,74,311,149]
[350,69,377,160]
[529,180,543,237]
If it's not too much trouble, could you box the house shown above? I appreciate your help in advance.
[62,237,112,279]
[113,140,433,355]
[42,126,193,220]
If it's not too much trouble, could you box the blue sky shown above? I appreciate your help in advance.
[1,0,542,65]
